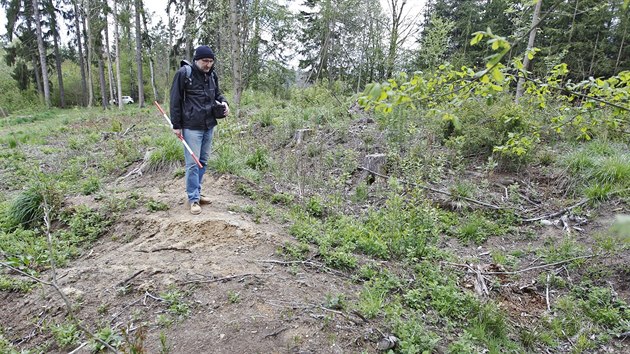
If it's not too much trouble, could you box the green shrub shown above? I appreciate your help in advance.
[306,196,324,217]
[246,147,270,170]
[63,205,111,243]
[271,192,294,205]
[50,322,80,348]
[211,143,244,174]
[149,134,184,170]
[6,183,62,228]
[81,176,101,195]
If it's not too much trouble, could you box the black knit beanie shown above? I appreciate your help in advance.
[193,45,215,60]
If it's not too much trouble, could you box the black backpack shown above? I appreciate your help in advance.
[180,60,226,118]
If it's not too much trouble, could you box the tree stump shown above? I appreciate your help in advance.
[360,153,387,185]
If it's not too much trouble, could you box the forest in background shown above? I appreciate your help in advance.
[1,0,629,113]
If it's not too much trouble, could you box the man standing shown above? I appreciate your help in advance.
[169,45,230,214]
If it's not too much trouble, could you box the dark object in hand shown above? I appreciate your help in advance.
[213,104,227,119]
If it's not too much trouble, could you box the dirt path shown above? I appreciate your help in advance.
[2,173,372,353]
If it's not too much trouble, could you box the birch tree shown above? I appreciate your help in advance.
[113,0,123,108]
[515,0,542,102]
[134,0,145,107]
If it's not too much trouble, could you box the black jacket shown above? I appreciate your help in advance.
[169,63,227,130]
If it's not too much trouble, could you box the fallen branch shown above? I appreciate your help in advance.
[263,327,289,339]
[444,254,599,276]
[504,254,599,274]
[545,273,551,312]
[150,247,192,253]
[256,259,351,278]
[522,198,590,223]
[182,272,271,285]
[523,188,630,223]
[266,300,364,325]
[109,298,142,324]
[121,124,136,137]
[359,167,504,211]
[116,149,154,182]
[116,270,145,287]
[68,342,88,354]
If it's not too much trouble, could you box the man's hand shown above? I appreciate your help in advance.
[173,128,182,137]
[222,102,230,116]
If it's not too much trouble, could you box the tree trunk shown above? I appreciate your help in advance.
[588,31,600,78]
[47,0,66,108]
[385,0,405,78]
[167,6,173,101]
[567,0,579,44]
[52,31,65,108]
[73,0,88,106]
[104,5,115,108]
[98,47,107,109]
[141,9,159,102]
[515,0,542,103]
[32,0,51,108]
[183,0,192,60]
[83,4,94,107]
[615,22,626,74]
[134,0,145,107]
[113,0,123,109]
[229,0,243,112]
[32,57,43,99]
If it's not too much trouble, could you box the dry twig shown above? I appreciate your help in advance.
[182,272,271,284]
[359,167,503,211]
[256,259,351,278]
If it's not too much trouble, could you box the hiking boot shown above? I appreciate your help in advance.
[199,195,212,205]
[190,201,201,215]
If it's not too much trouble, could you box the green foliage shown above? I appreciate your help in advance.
[160,288,190,317]
[5,181,62,229]
[453,213,505,245]
[148,134,184,170]
[81,176,101,195]
[210,143,244,174]
[270,192,294,205]
[560,141,630,197]
[62,206,111,243]
[279,241,310,261]
[146,199,169,212]
[467,303,515,352]
[0,48,41,112]
[306,196,324,217]
[50,322,80,348]
[120,326,147,354]
[246,147,271,171]
[393,316,441,353]
[227,290,241,304]
[540,235,587,263]
[0,330,20,354]
[90,326,122,352]
[0,275,32,292]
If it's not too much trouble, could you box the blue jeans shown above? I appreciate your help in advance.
[182,127,214,203]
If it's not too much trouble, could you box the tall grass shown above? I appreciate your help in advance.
[560,141,630,198]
